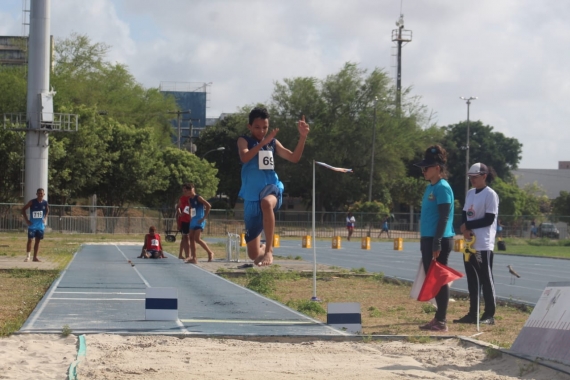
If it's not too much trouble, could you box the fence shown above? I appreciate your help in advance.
[1,203,568,239]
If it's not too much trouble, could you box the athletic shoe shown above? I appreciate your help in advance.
[419,318,448,332]
[480,316,495,325]
[452,314,477,324]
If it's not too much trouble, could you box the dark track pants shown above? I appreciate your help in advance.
[464,250,496,318]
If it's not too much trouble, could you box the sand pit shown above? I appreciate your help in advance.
[1,334,569,379]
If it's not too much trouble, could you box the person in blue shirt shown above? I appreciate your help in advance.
[184,183,215,263]
[237,107,309,266]
[415,145,455,332]
[378,215,390,238]
[22,188,49,262]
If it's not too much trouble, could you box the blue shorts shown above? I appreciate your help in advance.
[28,229,44,240]
[190,220,206,231]
[244,184,282,243]
[146,250,160,258]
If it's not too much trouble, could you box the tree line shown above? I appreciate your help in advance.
[1,34,568,221]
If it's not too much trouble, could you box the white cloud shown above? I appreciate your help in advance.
[2,0,570,168]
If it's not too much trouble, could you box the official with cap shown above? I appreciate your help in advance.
[454,163,499,326]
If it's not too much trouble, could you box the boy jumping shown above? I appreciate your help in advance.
[237,107,309,266]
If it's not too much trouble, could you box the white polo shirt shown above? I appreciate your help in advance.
[463,186,499,251]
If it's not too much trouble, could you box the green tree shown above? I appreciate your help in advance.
[441,121,522,202]
[0,129,25,202]
[552,191,570,222]
[87,122,168,216]
[52,33,176,142]
[145,147,220,214]
[195,111,249,208]
[48,106,114,205]
[0,65,27,116]
[269,63,427,211]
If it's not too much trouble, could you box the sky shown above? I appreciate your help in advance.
[1,0,569,169]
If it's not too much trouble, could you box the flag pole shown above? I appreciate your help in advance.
[311,159,319,301]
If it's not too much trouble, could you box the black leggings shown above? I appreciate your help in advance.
[464,250,496,318]
[420,237,453,322]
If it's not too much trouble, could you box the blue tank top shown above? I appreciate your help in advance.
[238,135,283,201]
[29,199,48,230]
[190,195,205,220]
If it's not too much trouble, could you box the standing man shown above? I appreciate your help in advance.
[238,107,309,266]
[184,183,215,263]
[176,184,192,260]
[454,163,499,326]
[378,215,391,238]
[22,188,49,262]
[346,212,356,241]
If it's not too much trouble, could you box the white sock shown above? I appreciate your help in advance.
[26,252,31,257]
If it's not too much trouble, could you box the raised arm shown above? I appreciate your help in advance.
[275,116,310,163]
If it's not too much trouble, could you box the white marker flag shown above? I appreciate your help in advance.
[315,161,353,173]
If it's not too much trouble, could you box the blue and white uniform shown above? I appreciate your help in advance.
[28,199,48,239]
[239,135,283,242]
[189,195,207,230]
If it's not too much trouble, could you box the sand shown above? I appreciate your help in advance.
[1,334,569,380]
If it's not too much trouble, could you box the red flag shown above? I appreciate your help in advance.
[417,261,463,302]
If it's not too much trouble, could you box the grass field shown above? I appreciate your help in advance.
[1,232,568,344]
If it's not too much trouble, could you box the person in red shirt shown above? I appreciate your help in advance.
[138,226,166,259]
[176,184,193,261]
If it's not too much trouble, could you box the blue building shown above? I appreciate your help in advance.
[160,82,211,150]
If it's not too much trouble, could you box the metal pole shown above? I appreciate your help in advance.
[368,97,378,202]
[460,96,477,199]
[25,0,51,202]
[465,100,470,199]
[311,160,319,301]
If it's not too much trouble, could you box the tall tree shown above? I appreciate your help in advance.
[145,147,220,214]
[87,122,168,216]
[552,191,570,222]
[441,121,522,202]
[195,111,249,208]
[52,33,176,142]
[270,63,427,211]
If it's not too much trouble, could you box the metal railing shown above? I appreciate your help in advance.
[1,203,568,239]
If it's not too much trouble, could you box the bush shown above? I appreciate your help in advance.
[286,299,326,317]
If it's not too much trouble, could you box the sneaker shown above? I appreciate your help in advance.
[419,318,448,332]
[480,316,495,325]
[453,314,477,324]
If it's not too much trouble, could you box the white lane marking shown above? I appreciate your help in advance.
[181,319,317,324]
[115,245,151,288]
[51,298,144,301]
[24,249,81,330]
[114,245,190,335]
[54,291,145,295]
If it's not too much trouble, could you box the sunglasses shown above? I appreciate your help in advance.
[421,165,438,173]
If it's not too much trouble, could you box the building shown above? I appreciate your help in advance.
[160,82,212,151]
[512,161,570,199]
[0,36,27,66]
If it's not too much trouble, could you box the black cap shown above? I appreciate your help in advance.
[414,146,445,167]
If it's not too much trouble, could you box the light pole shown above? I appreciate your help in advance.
[460,96,477,198]
[201,146,225,159]
[368,97,379,203]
